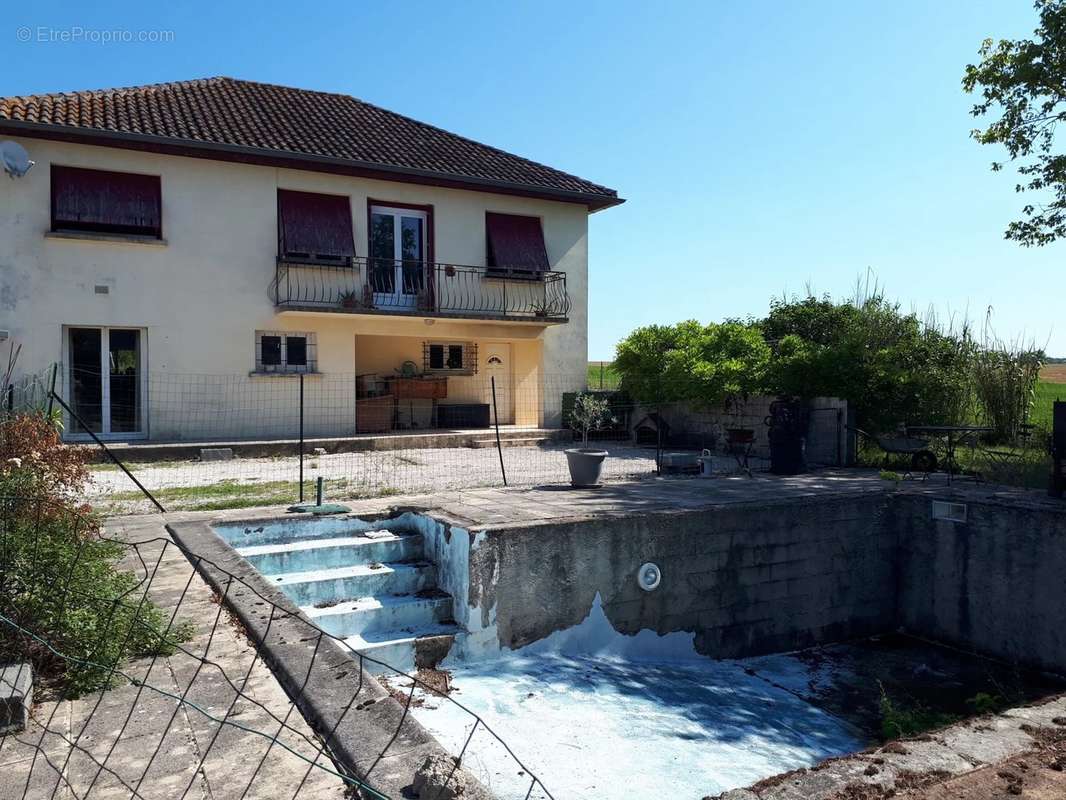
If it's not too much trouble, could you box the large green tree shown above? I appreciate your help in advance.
[964,0,1066,245]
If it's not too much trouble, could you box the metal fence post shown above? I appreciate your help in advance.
[46,362,58,417]
[491,376,507,486]
[298,373,305,504]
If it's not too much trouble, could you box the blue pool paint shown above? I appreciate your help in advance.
[213,514,865,798]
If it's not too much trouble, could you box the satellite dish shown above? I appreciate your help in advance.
[1,141,34,178]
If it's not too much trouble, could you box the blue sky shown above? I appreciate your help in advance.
[4,1,1060,357]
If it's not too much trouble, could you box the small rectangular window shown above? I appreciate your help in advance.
[286,337,307,366]
[261,336,282,366]
[255,331,316,373]
[423,341,477,374]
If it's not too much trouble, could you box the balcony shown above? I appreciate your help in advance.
[271,256,571,322]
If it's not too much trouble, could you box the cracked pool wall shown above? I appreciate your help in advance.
[452,491,1066,672]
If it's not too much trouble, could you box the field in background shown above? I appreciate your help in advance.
[587,361,621,390]
[1042,364,1066,384]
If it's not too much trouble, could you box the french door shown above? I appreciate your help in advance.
[66,326,146,439]
[369,205,427,309]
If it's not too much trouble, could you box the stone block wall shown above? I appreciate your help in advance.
[633,395,849,466]
[468,494,897,660]
[463,488,1066,673]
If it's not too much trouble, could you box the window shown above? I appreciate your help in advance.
[255,331,316,373]
[423,341,477,375]
[277,190,355,263]
[65,326,146,439]
[485,212,549,274]
[51,165,162,238]
[368,202,431,308]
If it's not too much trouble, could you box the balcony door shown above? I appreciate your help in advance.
[66,326,145,440]
[369,205,427,310]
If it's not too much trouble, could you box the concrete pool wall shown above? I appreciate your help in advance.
[896,493,1066,674]
[441,491,1066,672]
[460,495,897,660]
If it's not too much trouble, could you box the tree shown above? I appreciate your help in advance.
[613,320,770,408]
[964,0,1066,246]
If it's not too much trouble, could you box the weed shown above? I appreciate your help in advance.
[878,683,958,741]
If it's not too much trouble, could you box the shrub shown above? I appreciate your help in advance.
[762,294,976,432]
[0,412,88,499]
[0,412,186,697]
[0,499,183,697]
[614,320,770,408]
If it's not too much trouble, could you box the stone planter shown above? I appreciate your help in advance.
[565,448,608,488]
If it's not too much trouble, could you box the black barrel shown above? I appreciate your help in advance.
[766,398,808,475]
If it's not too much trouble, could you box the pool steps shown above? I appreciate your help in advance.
[234,527,458,673]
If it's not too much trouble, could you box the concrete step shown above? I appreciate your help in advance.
[270,562,436,607]
[342,626,459,675]
[218,518,380,548]
[236,532,422,576]
[469,436,551,449]
[303,594,454,638]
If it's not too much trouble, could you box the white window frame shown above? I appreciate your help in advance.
[61,325,149,441]
[370,205,428,309]
[255,331,316,374]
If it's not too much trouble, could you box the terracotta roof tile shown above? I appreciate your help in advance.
[0,77,619,204]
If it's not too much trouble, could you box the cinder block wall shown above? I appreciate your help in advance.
[469,494,899,659]
[630,396,848,466]
[896,494,1066,674]
[465,489,1066,671]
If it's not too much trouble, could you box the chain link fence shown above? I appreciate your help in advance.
[0,496,554,800]
[8,366,852,513]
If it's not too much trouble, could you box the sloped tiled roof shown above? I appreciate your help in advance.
[0,77,621,208]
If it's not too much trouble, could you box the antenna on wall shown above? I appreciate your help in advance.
[1,141,34,178]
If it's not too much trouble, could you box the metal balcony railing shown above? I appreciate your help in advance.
[271,256,571,321]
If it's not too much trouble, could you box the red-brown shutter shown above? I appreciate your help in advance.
[485,213,549,272]
[51,166,161,237]
[278,189,356,259]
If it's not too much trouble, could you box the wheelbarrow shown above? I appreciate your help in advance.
[851,427,938,474]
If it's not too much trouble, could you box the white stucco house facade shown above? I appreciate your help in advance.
[0,77,622,441]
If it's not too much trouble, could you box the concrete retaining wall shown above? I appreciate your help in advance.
[897,493,1066,675]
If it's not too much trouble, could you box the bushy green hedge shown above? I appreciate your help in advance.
[612,291,1042,437]
[613,320,770,409]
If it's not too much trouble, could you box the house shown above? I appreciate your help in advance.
[0,77,622,441]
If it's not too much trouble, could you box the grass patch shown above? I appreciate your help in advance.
[1031,380,1063,432]
[879,684,958,741]
[859,438,1050,490]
